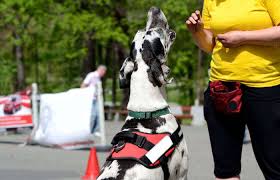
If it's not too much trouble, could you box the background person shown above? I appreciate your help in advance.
[186,0,280,180]
[81,65,107,135]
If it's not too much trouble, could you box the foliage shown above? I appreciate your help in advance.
[0,0,209,105]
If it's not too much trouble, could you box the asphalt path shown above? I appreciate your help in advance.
[0,121,263,180]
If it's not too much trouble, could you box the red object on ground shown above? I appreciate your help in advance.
[82,148,100,180]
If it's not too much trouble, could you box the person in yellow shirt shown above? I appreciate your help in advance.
[186,0,280,179]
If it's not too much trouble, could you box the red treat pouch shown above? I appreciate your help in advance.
[210,81,242,114]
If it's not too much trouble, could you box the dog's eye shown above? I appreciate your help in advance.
[156,28,164,35]
[155,28,165,39]
[146,31,152,35]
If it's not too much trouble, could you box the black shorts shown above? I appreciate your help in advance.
[204,83,280,179]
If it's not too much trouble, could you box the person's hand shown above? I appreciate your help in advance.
[186,10,203,33]
[217,31,246,48]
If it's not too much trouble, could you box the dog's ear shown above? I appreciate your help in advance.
[119,57,136,89]
[141,40,154,66]
[151,38,165,62]
[130,42,137,60]
[142,39,167,87]
[147,60,164,87]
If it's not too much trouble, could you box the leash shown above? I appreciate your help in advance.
[128,107,170,119]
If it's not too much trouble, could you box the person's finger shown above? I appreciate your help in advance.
[217,36,227,43]
[220,40,232,48]
[186,20,191,25]
[217,34,227,40]
[191,13,198,21]
[195,10,201,20]
[221,40,227,44]
[188,17,197,24]
[186,20,194,30]
[220,40,228,45]
[197,20,202,25]
[222,43,231,48]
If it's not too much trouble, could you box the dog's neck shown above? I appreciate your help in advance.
[127,59,168,112]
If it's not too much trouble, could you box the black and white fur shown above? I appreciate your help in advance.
[98,7,188,180]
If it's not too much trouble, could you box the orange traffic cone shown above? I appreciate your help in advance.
[82,148,100,180]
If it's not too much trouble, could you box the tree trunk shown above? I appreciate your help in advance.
[117,45,128,109]
[112,43,118,107]
[194,0,205,105]
[112,41,127,107]
[97,43,103,65]
[82,33,96,78]
[113,1,130,109]
[34,37,40,84]
[102,43,111,103]
[13,32,25,91]
[195,49,207,105]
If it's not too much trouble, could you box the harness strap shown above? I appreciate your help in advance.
[139,152,170,180]
[111,131,154,151]
[111,125,183,180]
[170,125,183,145]
[159,156,170,180]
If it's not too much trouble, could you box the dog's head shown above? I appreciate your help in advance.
[145,6,176,58]
[119,7,176,89]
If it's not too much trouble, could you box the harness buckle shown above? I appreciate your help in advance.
[113,141,126,153]
[135,135,146,148]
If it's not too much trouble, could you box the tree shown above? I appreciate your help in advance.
[0,0,210,106]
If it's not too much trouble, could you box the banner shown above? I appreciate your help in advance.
[33,87,95,149]
[0,94,33,128]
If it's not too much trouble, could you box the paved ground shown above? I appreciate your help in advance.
[0,121,263,180]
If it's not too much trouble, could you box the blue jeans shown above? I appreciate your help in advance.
[90,100,100,133]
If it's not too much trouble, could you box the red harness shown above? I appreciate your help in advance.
[107,126,183,180]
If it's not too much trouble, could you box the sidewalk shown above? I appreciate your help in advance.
[0,122,263,180]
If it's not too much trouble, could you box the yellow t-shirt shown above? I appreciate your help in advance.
[202,0,280,87]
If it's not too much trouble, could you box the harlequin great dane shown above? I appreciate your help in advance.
[97,7,188,180]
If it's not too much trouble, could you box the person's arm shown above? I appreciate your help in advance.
[217,26,280,48]
[186,10,215,54]
[81,73,92,88]
[80,83,89,88]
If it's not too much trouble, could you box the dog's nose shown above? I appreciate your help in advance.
[150,7,161,15]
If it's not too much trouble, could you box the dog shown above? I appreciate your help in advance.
[97,7,188,180]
